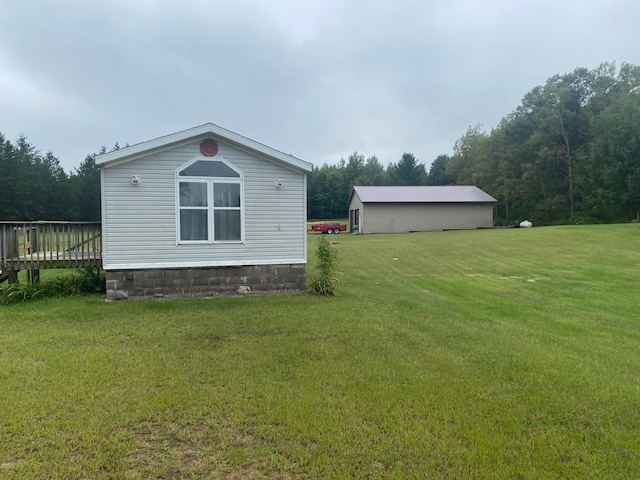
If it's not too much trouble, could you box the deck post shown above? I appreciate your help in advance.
[27,269,40,284]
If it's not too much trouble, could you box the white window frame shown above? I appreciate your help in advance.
[176,156,245,244]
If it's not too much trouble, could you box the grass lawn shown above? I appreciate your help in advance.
[1,224,639,478]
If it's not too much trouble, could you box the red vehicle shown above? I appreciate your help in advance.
[310,223,347,234]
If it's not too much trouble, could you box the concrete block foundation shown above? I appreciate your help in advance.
[106,264,306,299]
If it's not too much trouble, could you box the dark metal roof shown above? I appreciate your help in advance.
[351,186,497,204]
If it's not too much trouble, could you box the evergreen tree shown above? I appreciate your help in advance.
[387,153,426,185]
[426,154,454,186]
[70,153,102,221]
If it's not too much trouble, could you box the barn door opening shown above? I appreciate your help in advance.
[350,209,359,233]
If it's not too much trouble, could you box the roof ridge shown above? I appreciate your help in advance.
[95,123,312,172]
[351,185,496,203]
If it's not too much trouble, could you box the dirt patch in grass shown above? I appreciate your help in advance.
[466,273,550,282]
[124,421,216,478]
[0,460,24,471]
[122,421,292,479]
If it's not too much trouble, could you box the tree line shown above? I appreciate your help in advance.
[307,151,450,219]
[3,62,639,225]
[309,62,640,224]
[0,133,104,221]
[446,62,640,225]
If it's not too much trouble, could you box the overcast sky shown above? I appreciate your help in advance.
[1,0,638,173]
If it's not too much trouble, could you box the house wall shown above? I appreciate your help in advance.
[358,203,494,234]
[101,139,307,292]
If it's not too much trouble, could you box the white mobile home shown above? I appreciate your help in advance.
[348,186,496,234]
[96,123,312,299]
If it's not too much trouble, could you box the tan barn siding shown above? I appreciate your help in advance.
[361,203,494,233]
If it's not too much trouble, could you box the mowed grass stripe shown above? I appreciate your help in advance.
[0,224,639,478]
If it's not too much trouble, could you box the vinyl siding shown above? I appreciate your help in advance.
[102,140,306,269]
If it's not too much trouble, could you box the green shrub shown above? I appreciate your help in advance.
[0,268,105,304]
[48,267,105,296]
[0,282,47,304]
[307,235,339,296]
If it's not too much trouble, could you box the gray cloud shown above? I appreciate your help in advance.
[1,0,638,173]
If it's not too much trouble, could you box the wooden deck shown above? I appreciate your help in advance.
[0,222,101,283]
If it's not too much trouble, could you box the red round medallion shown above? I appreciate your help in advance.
[200,139,218,157]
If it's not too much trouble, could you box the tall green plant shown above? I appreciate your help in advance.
[0,268,105,304]
[307,235,339,296]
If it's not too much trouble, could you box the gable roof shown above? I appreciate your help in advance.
[95,123,312,172]
[349,186,497,205]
